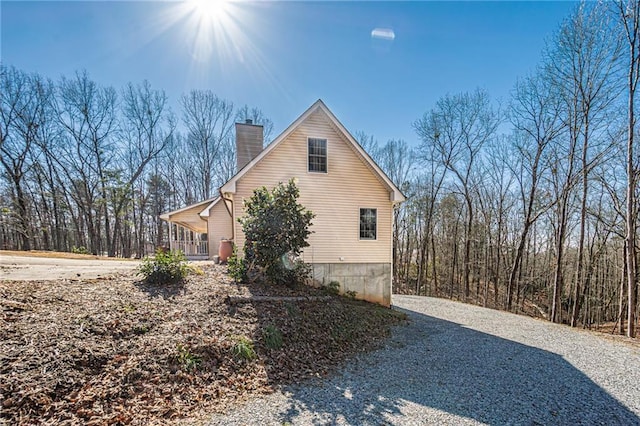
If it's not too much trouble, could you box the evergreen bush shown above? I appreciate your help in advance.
[138,249,188,285]
[239,179,314,286]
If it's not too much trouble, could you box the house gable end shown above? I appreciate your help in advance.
[232,106,394,265]
[221,99,405,203]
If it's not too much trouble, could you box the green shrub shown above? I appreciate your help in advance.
[176,343,201,371]
[227,247,247,282]
[324,280,340,295]
[138,249,188,285]
[262,324,283,350]
[289,259,312,287]
[239,179,314,286]
[133,324,150,335]
[71,246,89,255]
[231,335,256,361]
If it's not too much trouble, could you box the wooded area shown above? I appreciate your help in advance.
[366,2,640,337]
[0,69,273,258]
[2,2,640,336]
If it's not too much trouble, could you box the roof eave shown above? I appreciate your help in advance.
[160,197,219,221]
[198,198,222,218]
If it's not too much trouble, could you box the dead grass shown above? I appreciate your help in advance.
[0,265,406,425]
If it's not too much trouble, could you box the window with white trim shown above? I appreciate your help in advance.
[308,138,327,173]
[359,208,377,240]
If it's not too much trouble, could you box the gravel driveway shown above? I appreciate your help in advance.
[208,295,640,425]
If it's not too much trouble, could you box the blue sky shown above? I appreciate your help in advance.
[1,1,576,145]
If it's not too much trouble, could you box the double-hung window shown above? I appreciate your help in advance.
[359,208,377,240]
[308,138,327,173]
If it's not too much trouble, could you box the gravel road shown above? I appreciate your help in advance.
[208,295,640,425]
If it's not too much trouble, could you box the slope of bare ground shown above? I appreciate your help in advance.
[0,265,405,425]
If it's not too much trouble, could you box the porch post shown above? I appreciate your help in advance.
[168,221,173,251]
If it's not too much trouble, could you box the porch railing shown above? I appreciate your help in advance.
[172,240,208,257]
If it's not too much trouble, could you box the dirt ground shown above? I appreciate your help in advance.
[0,251,140,280]
[0,262,405,425]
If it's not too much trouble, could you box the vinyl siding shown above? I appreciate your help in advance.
[233,109,393,264]
[207,200,233,257]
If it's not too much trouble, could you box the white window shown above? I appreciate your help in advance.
[308,138,327,173]
[359,208,377,240]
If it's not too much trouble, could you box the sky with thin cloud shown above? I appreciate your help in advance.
[2,1,576,144]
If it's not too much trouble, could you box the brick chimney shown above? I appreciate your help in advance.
[235,119,264,172]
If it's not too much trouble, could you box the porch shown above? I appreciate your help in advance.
[170,235,209,260]
[160,198,216,260]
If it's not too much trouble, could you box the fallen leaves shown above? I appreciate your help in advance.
[1,265,406,425]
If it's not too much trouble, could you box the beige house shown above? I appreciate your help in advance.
[161,100,405,306]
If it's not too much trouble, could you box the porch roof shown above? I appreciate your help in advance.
[159,197,217,234]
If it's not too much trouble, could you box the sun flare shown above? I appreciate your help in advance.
[138,0,283,97]
[189,0,229,23]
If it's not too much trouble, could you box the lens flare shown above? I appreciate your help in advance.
[116,1,296,105]
[190,0,229,22]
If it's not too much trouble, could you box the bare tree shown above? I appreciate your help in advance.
[480,136,517,307]
[416,89,500,299]
[506,71,565,312]
[414,120,449,295]
[55,71,118,255]
[354,130,379,160]
[115,80,175,257]
[181,90,234,199]
[0,68,53,250]
[615,0,640,337]
[547,2,622,326]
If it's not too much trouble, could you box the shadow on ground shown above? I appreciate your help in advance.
[271,305,639,425]
[134,280,186,299]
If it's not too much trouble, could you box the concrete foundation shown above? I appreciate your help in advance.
[310,263,391,307]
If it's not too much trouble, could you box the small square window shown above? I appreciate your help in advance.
[308,138,327,173]
[360,208,377,240]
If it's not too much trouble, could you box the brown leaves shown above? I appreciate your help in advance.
[0,265,405,425]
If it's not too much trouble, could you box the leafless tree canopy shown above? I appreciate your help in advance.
[383,2,636,336]
[0,68,271,259]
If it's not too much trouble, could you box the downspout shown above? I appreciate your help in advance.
[219,188,235,240]
[390,198,398,307]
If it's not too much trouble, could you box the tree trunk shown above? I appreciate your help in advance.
[620,245,627,336]
[463,196,473,300]
[571,120,590,327]
[551,198,569,324]
[13,177,32,251]
[626,27,637,338]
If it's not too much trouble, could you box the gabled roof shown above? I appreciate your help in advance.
[221,99,406,203]
[159,197,218,221]
[160,197,218,233]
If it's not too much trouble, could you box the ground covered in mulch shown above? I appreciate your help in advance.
[0,265,406,425]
